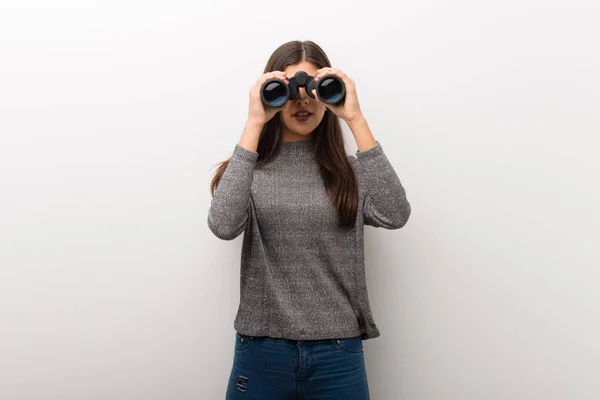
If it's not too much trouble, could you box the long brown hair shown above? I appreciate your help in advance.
[209,40,358,229]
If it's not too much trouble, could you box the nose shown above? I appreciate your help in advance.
[296,87,310,105]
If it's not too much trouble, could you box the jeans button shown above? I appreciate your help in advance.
[336,339,341,344]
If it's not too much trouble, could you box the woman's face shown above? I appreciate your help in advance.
[279,61,327,141]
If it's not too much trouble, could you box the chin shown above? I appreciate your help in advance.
[295,127,317,135]
[288,122,319,133]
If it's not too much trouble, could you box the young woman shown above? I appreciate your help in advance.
[208,40,411,400]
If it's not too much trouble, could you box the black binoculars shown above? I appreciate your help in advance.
[261,71,346,107]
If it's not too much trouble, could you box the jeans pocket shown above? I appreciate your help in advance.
[332,336,363,353]
[234,332,254,352]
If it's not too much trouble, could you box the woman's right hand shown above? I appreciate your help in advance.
[247,71,289,126]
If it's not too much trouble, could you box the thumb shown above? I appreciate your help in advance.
[312,89,327,108]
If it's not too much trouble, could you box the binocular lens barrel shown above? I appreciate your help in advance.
[262,81,289,107]
[318,77,344,103]
[260,72,345,107]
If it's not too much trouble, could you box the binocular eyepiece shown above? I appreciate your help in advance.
[261,71,346,107]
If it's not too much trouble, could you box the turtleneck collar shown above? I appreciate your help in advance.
[277,139,315,161]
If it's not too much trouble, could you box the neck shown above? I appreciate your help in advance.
[277,137,315,161]
[281,127,314,143]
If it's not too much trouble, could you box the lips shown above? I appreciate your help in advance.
[293,111,313,117]
[293,112,312,122]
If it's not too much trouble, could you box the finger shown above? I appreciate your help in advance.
[257,73,273,84]
[275,70,288,81]
[330,68,350,83]
[321,68,354,89]
[259,71,283,84]
[271,71,288,84]
[311,89,320,102]
[313,67,333,81]
[331,67,346,77]
[311,89,327,108]
[314,68,346,85]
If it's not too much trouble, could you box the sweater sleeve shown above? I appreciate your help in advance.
[207,143,259,240]
[349,141,411,229]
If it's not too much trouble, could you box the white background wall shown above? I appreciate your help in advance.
[1,1,599,399]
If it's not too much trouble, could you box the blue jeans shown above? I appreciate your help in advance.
[226,331,370,399]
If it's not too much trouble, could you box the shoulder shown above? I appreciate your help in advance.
[347,154,359,172]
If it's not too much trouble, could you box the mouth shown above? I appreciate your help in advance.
[293,111,313,122]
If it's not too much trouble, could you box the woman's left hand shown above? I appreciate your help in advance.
[312,67,364,124]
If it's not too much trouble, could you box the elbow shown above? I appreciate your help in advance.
[207,211,245,241]
[390,201,411,230]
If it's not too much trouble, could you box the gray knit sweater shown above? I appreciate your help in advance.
[207,139,410,341]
